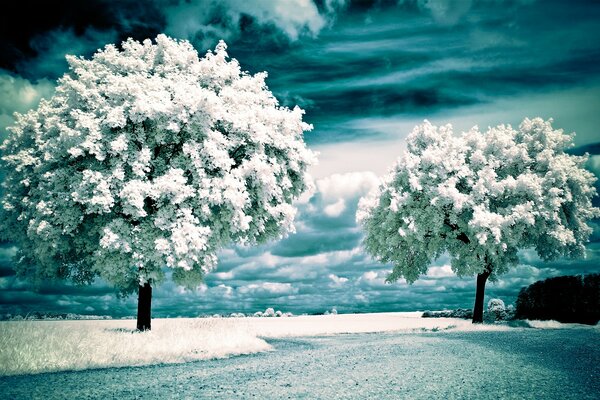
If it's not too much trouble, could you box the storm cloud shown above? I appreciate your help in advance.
[0,0,599,317]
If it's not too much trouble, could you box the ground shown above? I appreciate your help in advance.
[1,324,598,399]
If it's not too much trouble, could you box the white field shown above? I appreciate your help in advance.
[0,312,589,376]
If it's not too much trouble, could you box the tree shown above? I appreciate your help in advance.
[357,119,599,323]
[0,35,315,330]
[515,274,600,324]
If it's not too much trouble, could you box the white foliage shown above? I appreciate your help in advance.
[0,35,315,292]
[487,298,506,314]
[358,119,599,284]
[263,308,276,317]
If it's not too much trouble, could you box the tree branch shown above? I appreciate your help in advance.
[444,218,470,244]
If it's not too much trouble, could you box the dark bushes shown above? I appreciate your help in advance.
[422,309,473,319]
[515,274,600,325]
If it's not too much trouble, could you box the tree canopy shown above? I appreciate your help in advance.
[0,35,316,294]
[357,118,599,284]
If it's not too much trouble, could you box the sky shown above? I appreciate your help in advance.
[0,0,599,318]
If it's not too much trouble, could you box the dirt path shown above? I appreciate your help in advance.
[1,328,598,399]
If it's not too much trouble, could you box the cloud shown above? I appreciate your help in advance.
[324,198,346,217]
[416,0,474,25]
[0,72,55,140]
[213,271,234,280]
[427,265,456,278]
[238,282,298,296]
[586,155,600,178]
[163,0,341,51]
[405,0,536,26]
[17,28,118,80]
[328,273,349,286]
[1,0,599,318]
[316,172,379,202]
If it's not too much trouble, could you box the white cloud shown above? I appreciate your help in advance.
[213,271,234,280]
[296,248,362,266]
[0,73,55,139]
[164,0,336,50]
[298,253,329,265]
[324,198,346,217]
[238,282,297,295]
[214,284,234,297]
[413,280,437,287]
[362,271,378,281]
[358,270,393,288]
[328,274,349,285]
[316,171,379,201]
[310,140,407,179]
[427,265,455,278]
[354,293,368,302]
[273,265,319,280]
[235,252,281,273]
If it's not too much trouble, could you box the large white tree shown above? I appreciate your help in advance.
[0,35,316,330]
[357,118,599,322]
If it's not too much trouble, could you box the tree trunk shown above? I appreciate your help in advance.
[472,270,490,323]
[137,282,152,331]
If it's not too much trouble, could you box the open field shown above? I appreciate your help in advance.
[0,317,598,399]
[1,313,597,377]
[1,312,513,376]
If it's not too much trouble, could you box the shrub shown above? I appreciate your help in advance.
[485,298,507,322]
[421,309,473,319]
[263,308,276,317]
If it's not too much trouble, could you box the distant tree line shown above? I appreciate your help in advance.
[516,274,600,325]
[1,312,112,321]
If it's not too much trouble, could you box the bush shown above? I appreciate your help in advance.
[515,274,600,324]
[422,303,514,322]
[421,309,473,319]
[263,308,276,317]
[251,308,293,317]
[505,304,516,320]
[485,298,507,322]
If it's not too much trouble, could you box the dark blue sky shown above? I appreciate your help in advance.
[0,0,599,317]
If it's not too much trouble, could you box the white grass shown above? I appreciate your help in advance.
[244,312,510,337]
[0,318,269,376]
[524,319,600,330]
[0,312,511,376]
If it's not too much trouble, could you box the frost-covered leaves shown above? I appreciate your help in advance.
[358,119,599,283]
[0,35,315,292]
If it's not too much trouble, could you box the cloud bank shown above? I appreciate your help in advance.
[0,0,598,317]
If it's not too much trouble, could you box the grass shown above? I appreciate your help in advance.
[0,312,528,376]
[0,318,270,376]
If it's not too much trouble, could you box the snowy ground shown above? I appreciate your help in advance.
[0,313,598,399]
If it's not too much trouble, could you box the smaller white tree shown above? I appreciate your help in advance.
[0,35,316,330]
[358,118,599,322]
